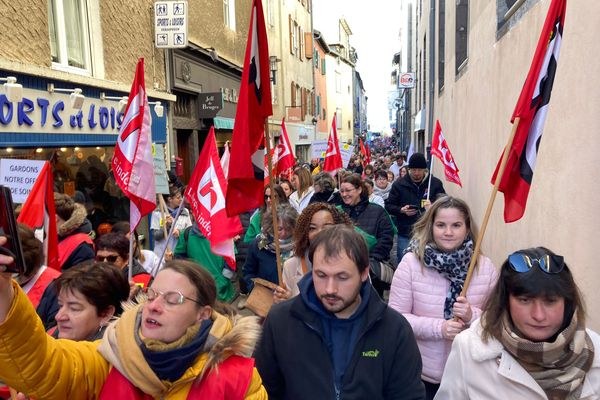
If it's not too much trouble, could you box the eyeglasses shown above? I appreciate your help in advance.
[145,287,201,306]
[508,252,565,274]
[95,254,119,263]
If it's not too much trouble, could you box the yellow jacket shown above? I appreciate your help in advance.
[0,282,267,400]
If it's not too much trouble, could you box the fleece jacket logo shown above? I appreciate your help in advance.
[362,350,380,357]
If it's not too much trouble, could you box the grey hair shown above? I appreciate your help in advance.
[262,203,299,235]
[313,171,336,192]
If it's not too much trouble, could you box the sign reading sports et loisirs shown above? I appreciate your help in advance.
[155,1,188,49]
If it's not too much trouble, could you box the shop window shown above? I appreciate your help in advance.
[456,0,469,74]
[224,0,236,31]
[48,0,93,74]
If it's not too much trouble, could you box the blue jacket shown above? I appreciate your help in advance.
[242,237,279,292]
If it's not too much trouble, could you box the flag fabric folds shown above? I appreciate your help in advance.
[220,142,231,179]
[359,138,371,165]
[275,118,295,172]
[323,113,343,172]
[112,58,156,231]
[17,161,59,271]
[492,0,566,223]
[226,0,272,216]
[186,127,243,269]
[431,120,462,187]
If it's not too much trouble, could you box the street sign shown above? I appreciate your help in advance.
[198,92,223,118]
[154,1,188,49]
[399,72,415,89]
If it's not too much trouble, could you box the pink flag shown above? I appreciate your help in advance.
[186,127,243,269]
[112,58,156,231]
[431,120,462,187]
[275,118,295,172]
[220,142,231,179]
[323,113,343,172]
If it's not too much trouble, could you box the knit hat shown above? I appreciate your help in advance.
[408,153,427,169]
[54,193,76,221]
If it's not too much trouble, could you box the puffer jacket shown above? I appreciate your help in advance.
[289,186,314,213]
[388,252,498,383]
[0,281,267,400]
[435,319,600,399]
[57,202,95,270]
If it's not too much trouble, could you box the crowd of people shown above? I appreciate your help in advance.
[0,147,598,399]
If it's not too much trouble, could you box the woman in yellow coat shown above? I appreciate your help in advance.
[0,251,267,400]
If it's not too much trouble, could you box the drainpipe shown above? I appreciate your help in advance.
[428,0,435,145]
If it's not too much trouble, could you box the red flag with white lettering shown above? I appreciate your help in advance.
[17,161,60,271]
[112,58,156,231]
[275,118,295,172]
[226,0,272,216]
[323,113,343,172]
[431,120,462,187]
[359,138,371,165]
[186,127,242,269]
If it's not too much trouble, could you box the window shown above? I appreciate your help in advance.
[48,0,92,73]
[289,17,299,56]
[336,109,342,129]
[438,0,445,91]
[497,0,536,35]
[336,72,342,94]
[266,0,274,27]
[224,0,236,31]
[455,0,469,74]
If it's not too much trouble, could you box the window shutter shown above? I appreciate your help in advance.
[291,81,296,106]
[299,27,303,60]
[304,32,313,59]
[289,15,294,55]
[321,59,326,75]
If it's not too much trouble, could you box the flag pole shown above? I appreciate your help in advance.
[153,196,186,276]
[264,119,283,286]
[128,234,134,282]
[460,117,521,295]
[426,156,434,201]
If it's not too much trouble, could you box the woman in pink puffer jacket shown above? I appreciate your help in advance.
[389,196,498,400]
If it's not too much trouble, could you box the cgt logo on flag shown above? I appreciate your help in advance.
[431,120,462,187]
[197,160,226,224]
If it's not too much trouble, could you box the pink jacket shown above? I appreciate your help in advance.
[388,252,498,383]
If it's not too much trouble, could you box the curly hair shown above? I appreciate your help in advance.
[293,202,353,257]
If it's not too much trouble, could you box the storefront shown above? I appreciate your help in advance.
[0,72,170,225]
[169,48,241,182]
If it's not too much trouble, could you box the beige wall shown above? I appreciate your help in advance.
[418,0,600,330]
[325,54,354,143]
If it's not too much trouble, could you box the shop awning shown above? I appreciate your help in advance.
[214,117,235,130]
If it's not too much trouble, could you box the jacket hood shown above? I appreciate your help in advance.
[98,303,261,397]
[58,203,91,237]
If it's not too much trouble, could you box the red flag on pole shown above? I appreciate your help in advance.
[112,58,156,231]
[359,138,371,165]
[263,145,277,186]
[186,127,243,269]
[17,161,59,271]
[226,0,272,216]
[275,118,295,172]
[431,120,462,187]
[365,143,372,164]
[323,113,343,172]
[491,0,566,223]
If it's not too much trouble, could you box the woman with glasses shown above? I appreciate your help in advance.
[388,196,498,399]
[339,174,395,296]
[0,254,267,399]
[436,247,600,399]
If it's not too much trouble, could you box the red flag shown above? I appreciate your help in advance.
[275,118,295,172]
[431,120,462,187]
[112,58,156,231]
[323,113,343,172]
[359,138,371,165]
[365,143,372,164]
[226,0,272,216]
[492,0,566,223]
[17,162,59,270]
[263,145,277,186]
[186,127,243,269]
[220,142,230,179]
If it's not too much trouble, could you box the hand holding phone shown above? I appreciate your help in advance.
[0,186,25,275]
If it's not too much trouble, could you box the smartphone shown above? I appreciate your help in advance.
[0,185,25,274]
[407,204,420,210]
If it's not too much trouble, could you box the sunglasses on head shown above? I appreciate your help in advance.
[508,252,564,274]
[95,254,119,263]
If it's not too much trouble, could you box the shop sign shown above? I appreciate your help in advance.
[399,72,415,89]
[198,92,223,118]
[220,87,238,104]
[0,88,126,135]
[154,1,188,49]
[0,159,45,203]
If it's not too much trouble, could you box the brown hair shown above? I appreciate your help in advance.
[293,167,313,197]
[342,173,367,197]
[56,262,130,316]
[481,247,586,343]
[17,223,43,278]
[293,203,353,257]
[162,260,217,308]
[308,225,369,274]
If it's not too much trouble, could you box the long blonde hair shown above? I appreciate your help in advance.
[410,196,480,268]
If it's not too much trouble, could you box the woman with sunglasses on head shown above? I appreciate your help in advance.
[0,251,267,399]
[436,247,600,399]
[389,196,498,400]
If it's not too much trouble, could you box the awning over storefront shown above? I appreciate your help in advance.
[214,116,235,130]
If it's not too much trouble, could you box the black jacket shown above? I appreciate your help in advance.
[385,174,445,237]
[254,275,425,400]
[341,196,394,261]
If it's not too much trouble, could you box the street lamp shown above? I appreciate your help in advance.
[48,83,85,110]
[270,56,281,85]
